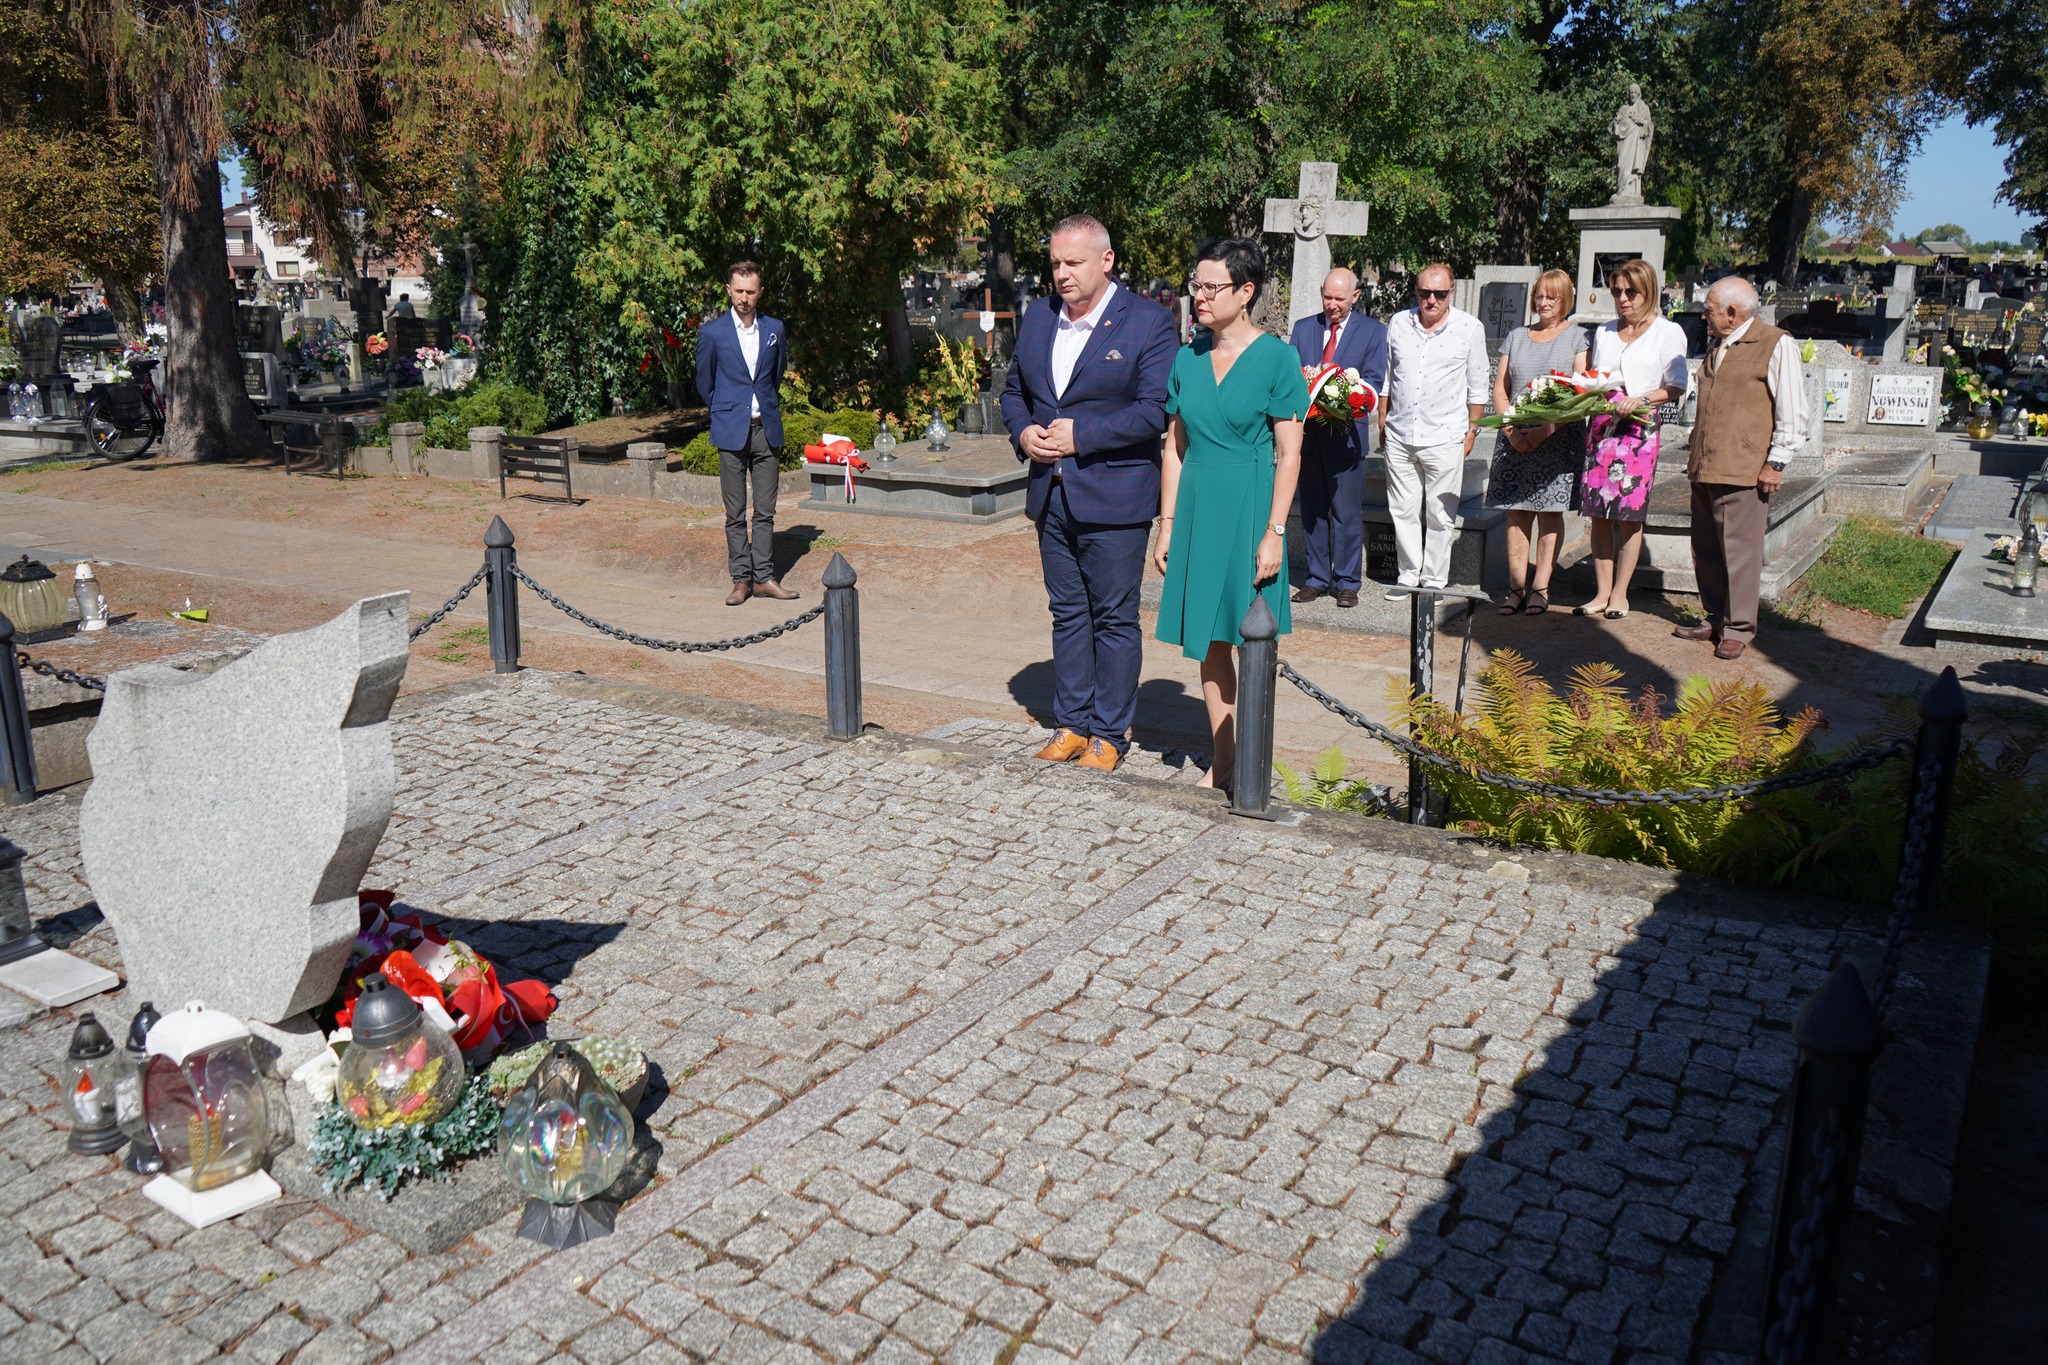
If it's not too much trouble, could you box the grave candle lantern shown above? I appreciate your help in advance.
[873,420,898,464]
[114,1000,164,1174]
[334,973,463,1130]
[500,1041,635,1248]
[925,412,950,452]
[142,1001,280,1227]
[0,554,67,635]
[62,1012,127,1155]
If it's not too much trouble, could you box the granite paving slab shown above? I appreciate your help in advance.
[0,670,1986,1365]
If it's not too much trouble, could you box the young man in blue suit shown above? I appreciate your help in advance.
[1000,214,1177,773]
[696,262,798,607]
[1287,268,1388,607]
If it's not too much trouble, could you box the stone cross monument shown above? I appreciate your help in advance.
[1264,161,1370,327]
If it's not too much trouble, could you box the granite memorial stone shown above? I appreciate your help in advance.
[1263,161,1371,327]
[79,594,410,1024]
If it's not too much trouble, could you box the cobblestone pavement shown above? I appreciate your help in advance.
[0,670,1920,1364]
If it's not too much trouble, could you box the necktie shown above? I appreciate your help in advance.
[1321,320,1340,364]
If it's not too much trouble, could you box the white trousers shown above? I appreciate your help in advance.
[1383,436,1464,587]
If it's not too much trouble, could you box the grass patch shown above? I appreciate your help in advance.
[0,459,71,477]
[1804,515,1955,617]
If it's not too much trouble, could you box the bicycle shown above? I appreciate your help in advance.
[80,357,165,459]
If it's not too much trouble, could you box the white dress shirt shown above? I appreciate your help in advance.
[1384,306,1489,446]
[1713,317,1808,464]
[1050,282,1116,400]
[1589,316,1690,403]
[733,310,761,417]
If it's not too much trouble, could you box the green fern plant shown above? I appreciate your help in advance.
[1277,746,1392,815]
[1391,650,1828,870]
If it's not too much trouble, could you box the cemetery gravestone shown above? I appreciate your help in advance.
[18,316,61,379]
[1263,161,1371,327]
[79,594,410,1027]
[1569,86,1681,321]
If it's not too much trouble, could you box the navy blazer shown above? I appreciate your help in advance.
[1290,312,1389,462]
[696,312,786,450]
[1000,288,1177,525]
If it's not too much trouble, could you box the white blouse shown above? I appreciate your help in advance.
[1590,317,1690,400]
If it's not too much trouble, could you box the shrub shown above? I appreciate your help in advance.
[671,403,878,476]
[1277,746,1392,815]
[366,382,547,451]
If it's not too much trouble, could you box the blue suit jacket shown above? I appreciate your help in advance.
[1290,313,1388,462]
[1000,288,1177,525]
[696,312,785,450]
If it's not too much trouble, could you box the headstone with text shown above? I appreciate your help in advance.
[1263,162,1370,327]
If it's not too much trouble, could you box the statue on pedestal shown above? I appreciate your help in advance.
[1610,83,1653,207]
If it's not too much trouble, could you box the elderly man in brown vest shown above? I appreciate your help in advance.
[1674,277,1806,660]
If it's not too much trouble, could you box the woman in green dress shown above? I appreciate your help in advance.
[1154,237,1309,791]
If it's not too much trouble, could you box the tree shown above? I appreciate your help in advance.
[564,0,1010,398]
[67,0,587,462]
[1937,0,2048,241]
[1666,0,1948,285]
[1915,224,1972,246]
[0,0,158,339]
[1005,0,1538,283]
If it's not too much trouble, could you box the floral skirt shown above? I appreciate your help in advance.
[1581,403,1667,522]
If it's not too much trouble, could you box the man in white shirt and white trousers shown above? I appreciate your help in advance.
[1378,263,1490,594]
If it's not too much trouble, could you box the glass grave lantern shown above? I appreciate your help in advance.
[113,1001,163,1174]
[873,419,898,464]
[141,1002,280,1227]
[924,411,950,452]
[0,554,68,636]
[62,1012,127,1155]
[500,1041,635,1248]
[334,973,463,1130]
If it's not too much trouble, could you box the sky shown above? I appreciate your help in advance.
[1888,115,2032,244]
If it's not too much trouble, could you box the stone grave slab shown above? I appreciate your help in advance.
[1928,473,2030,542]
[803,433,1027,522]
[1637,470,1836,599]
[80,594,409,1027]
[1923,528,2048,652]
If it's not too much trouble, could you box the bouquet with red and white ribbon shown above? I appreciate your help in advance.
[803,433,869,503]
[1302,364,1378,425]
[1481,369,1627,429]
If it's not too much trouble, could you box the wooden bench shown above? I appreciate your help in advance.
[498,434,581,502]
[258,410,350,478]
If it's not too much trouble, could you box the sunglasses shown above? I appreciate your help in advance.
[1416,288,1451,301]
[1613,287,1643,299]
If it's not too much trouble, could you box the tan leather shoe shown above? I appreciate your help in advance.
[725,580,751,607]
[1672,623,1715,641]
[1075,737,1123,772]
[1714,638,1747,660]
[1033,728,1089,762]
[754,579,800,601]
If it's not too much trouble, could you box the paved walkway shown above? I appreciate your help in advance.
[0,670,1977,1364]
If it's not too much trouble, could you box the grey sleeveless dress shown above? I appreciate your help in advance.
[1483,325,1590,512]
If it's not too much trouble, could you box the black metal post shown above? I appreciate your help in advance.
[1760,963,1882,1365]
[823,552,863,740]
[1896,666,1967,925]
[1229,596,1278,820]
[0,613,37,806]
[320,417,350,478]
[484,516,521,674]
[1408,590,1436,825]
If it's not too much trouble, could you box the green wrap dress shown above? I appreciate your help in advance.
[1155,332,1311,660]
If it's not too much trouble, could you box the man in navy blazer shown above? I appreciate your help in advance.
[1287,268,1388,608]
[695,262,798,606]
[1000,215,1176,773]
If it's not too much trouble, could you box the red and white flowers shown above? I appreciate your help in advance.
[1302,364,1378,425]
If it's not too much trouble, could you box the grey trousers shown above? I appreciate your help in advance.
[719,427,780,583]
[1690,480,1768,644]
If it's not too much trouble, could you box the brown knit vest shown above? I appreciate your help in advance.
[1687,320,1787,486]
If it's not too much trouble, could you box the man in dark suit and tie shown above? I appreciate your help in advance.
[695,261,798,606]
[1000,214,1177,773]
[1287,268,1388,607]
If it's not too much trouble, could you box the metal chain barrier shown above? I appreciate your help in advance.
[409,563,489,642]
[512,564,824,653]
[1278,659,1910,807]
[1763,1109,1847,1365]
[15,649,106,692]
[1871,749,1942,1018]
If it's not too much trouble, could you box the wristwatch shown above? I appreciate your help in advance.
[1269,522,1287,537]
[1766,456,1789,471]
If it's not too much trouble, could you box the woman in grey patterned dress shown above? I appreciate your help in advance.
[1483,269,1589,614]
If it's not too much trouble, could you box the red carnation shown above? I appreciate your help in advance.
[639,352,654,374]
[663,328,681,348]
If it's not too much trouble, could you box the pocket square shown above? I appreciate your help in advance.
[1104,349,1124,361]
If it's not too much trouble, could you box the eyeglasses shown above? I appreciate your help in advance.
[1188,280,1242,299]
[1416,289,1451,301]
[1612,287,1643,299]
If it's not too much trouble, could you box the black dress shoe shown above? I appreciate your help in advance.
[1332,588,1359,608]
[1292,586,1325,603]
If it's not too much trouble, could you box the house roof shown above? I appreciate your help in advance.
[1883,240,1931,257]
[1920,239,1968,256]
